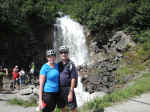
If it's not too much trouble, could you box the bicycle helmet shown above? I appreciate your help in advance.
[46,49,56,56]
[59,46,69,53]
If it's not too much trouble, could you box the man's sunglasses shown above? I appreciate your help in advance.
[60,51,68,54]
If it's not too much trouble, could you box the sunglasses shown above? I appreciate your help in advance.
[47,54,56,57]
[60,51,68,54]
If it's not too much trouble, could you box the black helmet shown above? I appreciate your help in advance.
[59,46,69,53]
[46,49,56,56]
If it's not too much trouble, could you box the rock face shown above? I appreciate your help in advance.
[81,31,135,93]
[81,58,116,93]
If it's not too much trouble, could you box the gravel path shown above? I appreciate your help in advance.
[105,92,150,112]
[0,101,35,112]
[0,90,36,112]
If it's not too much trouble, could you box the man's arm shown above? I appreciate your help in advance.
[70,78,76,91]
[68,63,78,102]
[68,78,76,102]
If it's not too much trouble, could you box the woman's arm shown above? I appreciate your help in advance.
[39,75,45,108]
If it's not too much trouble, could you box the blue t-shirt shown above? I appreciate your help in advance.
[40,63,59,92]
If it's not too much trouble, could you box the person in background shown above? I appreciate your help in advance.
[29,62,35,84]
[38,49,59,112]
[30,62,35,75]
[12,65,20,89]
[0,66,8,89]
[19,68,25,88]
[57,46,78,112]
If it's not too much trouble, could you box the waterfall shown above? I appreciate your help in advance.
[74,77,105,106]
[53,16,89,66]
[53,16,105,107]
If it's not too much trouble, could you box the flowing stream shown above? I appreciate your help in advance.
[53,16,105,106]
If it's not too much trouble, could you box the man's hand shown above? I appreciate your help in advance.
[68,91,73,102]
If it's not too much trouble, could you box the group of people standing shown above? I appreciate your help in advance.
[0,64,31,90]
[39,46,78,112]
[11,62,36,90]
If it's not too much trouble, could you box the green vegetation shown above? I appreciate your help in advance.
[8,98,65,112]
[8,97,37,107]
[1,0,150,43]
[79,73,150,112]
[116,41,150,83]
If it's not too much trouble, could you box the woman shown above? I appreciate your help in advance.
[12,65,20,89]
[39,49,59,112]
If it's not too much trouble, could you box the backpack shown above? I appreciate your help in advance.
[66,61,78,88]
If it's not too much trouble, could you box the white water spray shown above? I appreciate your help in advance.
[74,77,105,106]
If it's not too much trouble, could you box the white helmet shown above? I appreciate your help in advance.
[59,46,69,53]
[46,49,56,56]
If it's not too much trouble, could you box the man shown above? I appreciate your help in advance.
[57,46,78,112]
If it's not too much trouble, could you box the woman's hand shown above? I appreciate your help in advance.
[38,99,43,110]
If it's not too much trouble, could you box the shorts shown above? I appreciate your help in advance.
[42,92,58,112]
[57,87,77,110]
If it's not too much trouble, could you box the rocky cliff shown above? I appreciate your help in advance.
[80,31,135,93]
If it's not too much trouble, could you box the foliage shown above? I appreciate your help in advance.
[8,97,37,107]
[138,42,150,58]
[0,0,59,33]
[131,0,150,29]
[116,42,150,84]
[133,30,150,43]
[0,0,150,44]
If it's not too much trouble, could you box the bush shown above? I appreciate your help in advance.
[138,42,150,57]
[133,30,150,43]
[131,0,150,29]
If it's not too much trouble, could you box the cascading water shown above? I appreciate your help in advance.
[53,16,105,107]
[53,16,89,66]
